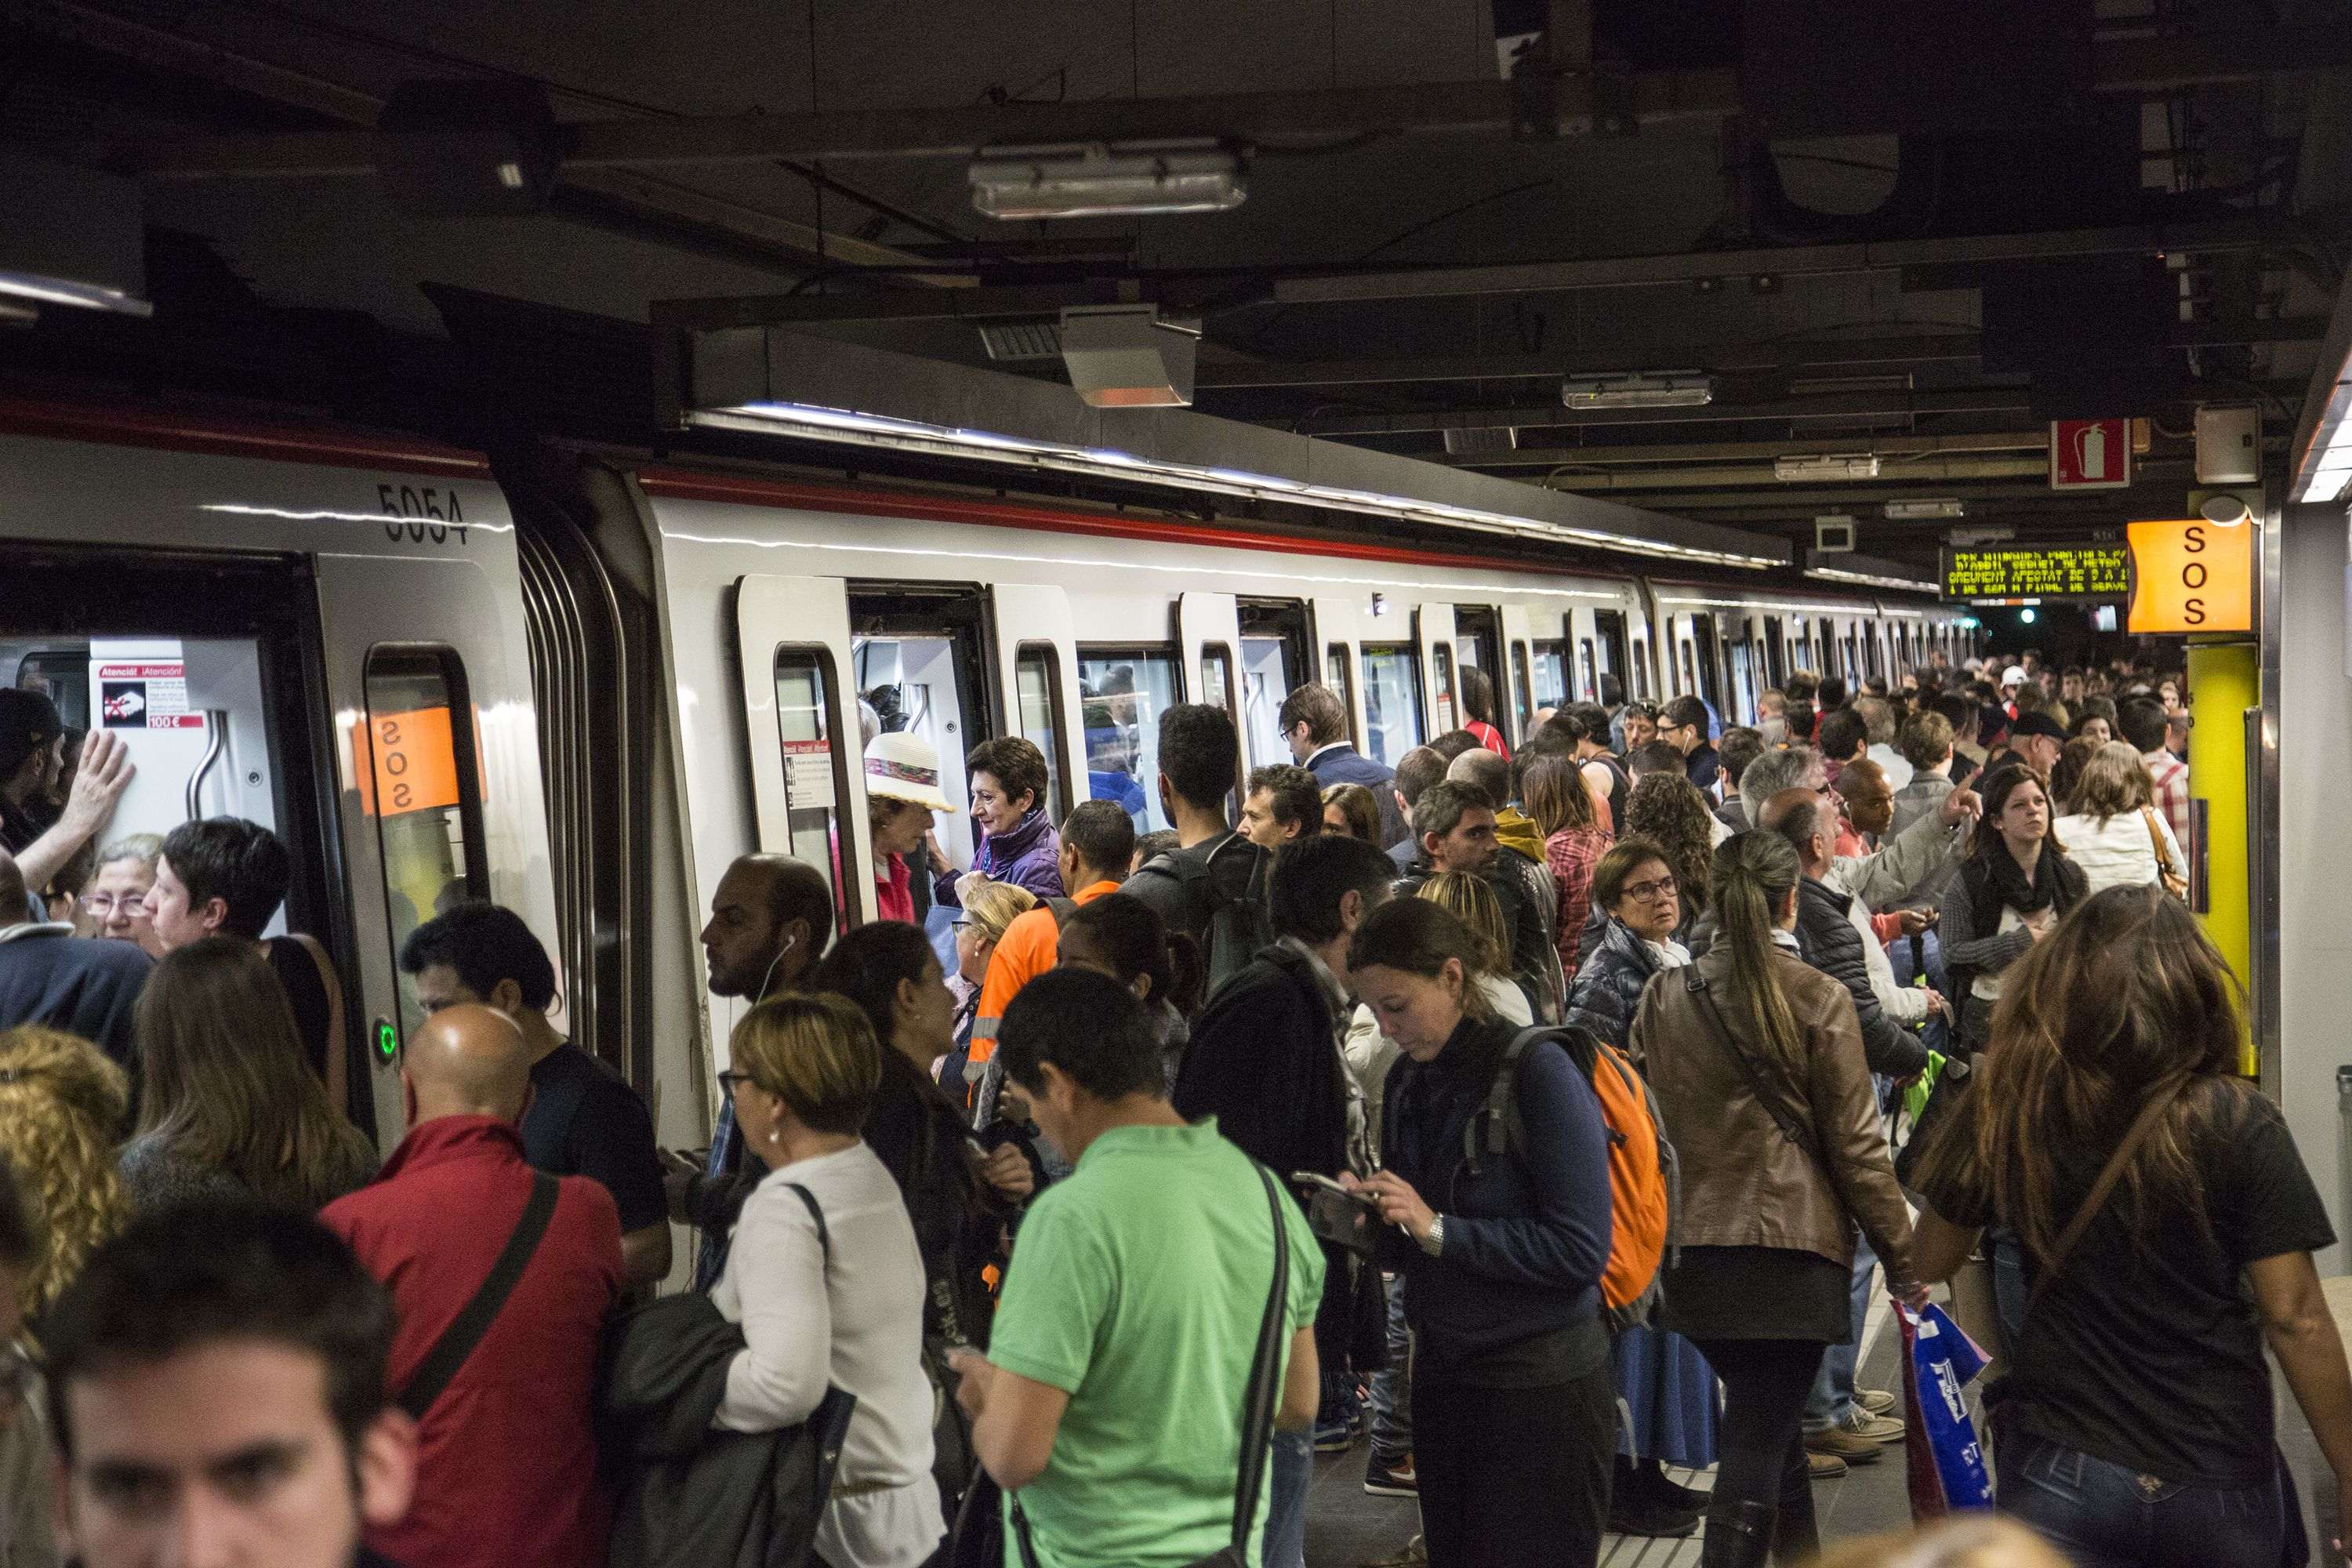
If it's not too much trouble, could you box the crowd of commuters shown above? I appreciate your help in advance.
[7,644,2339,1568]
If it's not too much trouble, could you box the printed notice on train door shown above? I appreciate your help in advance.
[96,659,203,729]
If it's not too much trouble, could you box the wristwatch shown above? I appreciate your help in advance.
[1418,1216,1446,1257]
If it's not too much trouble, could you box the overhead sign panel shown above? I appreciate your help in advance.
[2127,517,2254,633]
[1943,544,2130,601]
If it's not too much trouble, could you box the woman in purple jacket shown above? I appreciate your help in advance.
[935,735,1065,906]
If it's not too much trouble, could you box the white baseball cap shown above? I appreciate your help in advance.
[863,731,951,812]
[2001,665,2027,688]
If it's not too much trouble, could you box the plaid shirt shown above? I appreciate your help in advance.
[1544,827,1613,977]
[2144,748,2190,847]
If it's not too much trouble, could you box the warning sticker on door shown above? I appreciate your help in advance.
[95,663,204,729]
[782,738,836,811]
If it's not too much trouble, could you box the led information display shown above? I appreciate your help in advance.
[1942,545,2130,601]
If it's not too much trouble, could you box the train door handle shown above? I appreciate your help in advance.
[183,710,228,822]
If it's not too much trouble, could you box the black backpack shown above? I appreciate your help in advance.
[1130,833,1275,998]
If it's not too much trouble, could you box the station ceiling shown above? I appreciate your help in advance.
[5,0,2350,575]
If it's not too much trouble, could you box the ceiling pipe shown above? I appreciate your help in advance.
[1542,454,2051,491]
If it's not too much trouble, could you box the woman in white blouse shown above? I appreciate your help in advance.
[715,992,946,1568]
[2051,742,2187,898]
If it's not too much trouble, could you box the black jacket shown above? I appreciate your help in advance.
[0,925,148,1077]
[1562,916,1665,1054]
[1791,877,1929,1078]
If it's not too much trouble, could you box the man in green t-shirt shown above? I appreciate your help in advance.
[955,967,1325,1568]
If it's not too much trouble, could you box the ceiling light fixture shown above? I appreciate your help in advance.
[1884,498,1965,521]
[1774,453,1883,482]
[969,142,1246,220]
[1058,305,1199,408]
[1561,372,1714,410]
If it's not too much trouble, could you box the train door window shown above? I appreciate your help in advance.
[1577,640,1597,706]
[1359,644,1425,767]
[1594,611,1629,698]
[1532,640,1568,710]
[1512,642,1534,728]
[1325,644,1357,746]
[1693,619,1723,716]
[1200,643,1235,719]
[1013,646,1069,823]
[362,648,491,1048]
[851,587,992,877]
[1763,617,1786,686]
[1240,637,1293,768]
[1430,641,1457,733]
[1079,647,1181,833]
[1454,605,1502,735]
[1632,640,1652,702]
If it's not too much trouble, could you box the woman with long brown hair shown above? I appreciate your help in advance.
[1523,753,1612,977]
[118,936,377,1211]
[1631,830,1918,1567]
[1940,767,2087,1058]
[1911,887,2351,1568]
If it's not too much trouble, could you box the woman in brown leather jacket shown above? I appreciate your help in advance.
[1629,830,1922,1568]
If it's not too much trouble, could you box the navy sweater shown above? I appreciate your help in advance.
[1378,1013,1613,1377]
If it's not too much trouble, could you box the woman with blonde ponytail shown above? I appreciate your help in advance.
[1630,830,1918,1568]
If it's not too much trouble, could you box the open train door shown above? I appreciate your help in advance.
[1417,602,1460,738]
[989,583,1088,822]
[734,574,872,927]
[1312,595,1372,751]
[1500,604,1536,735]
[1178,592,1249,806]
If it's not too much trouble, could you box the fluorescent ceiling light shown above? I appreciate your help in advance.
[1884,498,1965,521]
[0,272,151,318]
[970,143,1245,220]
[692,400,1784,568]
[1805,564,1940,593]
[1775,453,1882,481]
[1561,373,1713,410]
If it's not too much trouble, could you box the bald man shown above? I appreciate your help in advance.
[321,1004,623,1568]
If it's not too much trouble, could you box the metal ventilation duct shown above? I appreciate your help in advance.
[669,325,1791,568]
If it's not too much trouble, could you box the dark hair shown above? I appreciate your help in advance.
[1969,765,2064,860]
[760,855,837,941]
[1132,829,1179,866]
[1060,798,1137,879]
[966,736,1049,815]
[0,1156,34,1272]
[1717,727,1766,789]
[1818,675,1849,711]
[1156,702,1240,811]
[1428,730,1483,764]
[2117,697,2169,755]
[1269,833,1396,945]
[1275,683,1348,748]
[1707,829,1806,1071]
[44,1201,396,1461]
[398,902,557,1011]
[1624,774,1715,916]
[1059,892,1203,1018]
[1410,779,1490,848]
[999,967,1163,1102]
[1626,740,1683,779]
[1661,695,1708,733]
[1458,664,1498,725]
[1591,836,1671,910]
[1345,897,1495,1022]
[1392,746,1446,808]
[1817,708,1868,764]
[1247,764,1326,837]
[1521,753,1597,837]
[0,690,60,783]
[159,817,290,940]
[1783,699,1817,742]
[1321,782,1381,842]
[1599,673,1625,706]
[1563,702,1613,745]
[806,919,937,1050]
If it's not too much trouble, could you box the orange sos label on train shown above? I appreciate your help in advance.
[350,707,462,817]
[2127,517,2252,634]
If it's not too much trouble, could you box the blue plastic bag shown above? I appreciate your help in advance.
[1896,1299,1994,1518]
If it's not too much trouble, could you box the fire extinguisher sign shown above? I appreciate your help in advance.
[2049,419,2132,491]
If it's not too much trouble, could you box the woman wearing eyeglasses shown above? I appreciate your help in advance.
[79,834,164,956]
[1563,838,1686,1054]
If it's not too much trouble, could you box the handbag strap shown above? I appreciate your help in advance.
[2024,1074,2192,1320]
[1009,1163,1290,1567]
[398,1171,558,1421]
[2142,808,2182,881]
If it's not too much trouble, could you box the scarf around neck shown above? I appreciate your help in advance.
[1983,836,2064,916]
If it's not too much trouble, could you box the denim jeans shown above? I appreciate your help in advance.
[1367,1272,1413,1464]
[2000,1432,2288,1568]
[1262,1428,1314,1568]
[1800,1229,1878,1432]
[1987,1225,2027,1361]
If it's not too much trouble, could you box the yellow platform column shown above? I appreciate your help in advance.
[2186,639,2258,1071]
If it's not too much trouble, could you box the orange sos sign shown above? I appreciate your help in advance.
[350,707,463,817]
[2127,517,2253,634]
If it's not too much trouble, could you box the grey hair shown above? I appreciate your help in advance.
[1740,746,1823,827]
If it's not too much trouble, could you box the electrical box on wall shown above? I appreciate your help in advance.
[2196,405,2261,486]
[1814,515,1857,553]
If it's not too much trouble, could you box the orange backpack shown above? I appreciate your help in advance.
[1464,1026,1675,1330]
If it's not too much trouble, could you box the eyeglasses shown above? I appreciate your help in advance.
[717,1070,754,1097]
[78,894,142,915]
[1622,874,1679,902]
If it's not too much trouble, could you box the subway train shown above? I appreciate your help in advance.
[0,395,1977,1186]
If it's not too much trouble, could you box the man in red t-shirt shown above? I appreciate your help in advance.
[323,1004,622,1568]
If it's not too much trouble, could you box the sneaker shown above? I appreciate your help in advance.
[1857,1388,1899,1417]
[1833,1406,1907,1444]
[1802,1425,1885,1465]
[1364,1454,1418,1497]
[1607,1498,1700,1538]
[1807,1450,1849,1481]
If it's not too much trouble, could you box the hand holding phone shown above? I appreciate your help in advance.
[1291,1170,1382,1209]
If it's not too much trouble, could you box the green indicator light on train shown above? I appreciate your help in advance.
[376,1019,398,1062]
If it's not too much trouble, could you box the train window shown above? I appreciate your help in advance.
[1632,640,1652,702]
[1201,643,1235,718]
[361,646,490,1053]
[1430,642,1457,732]
[1014,645,1069,824]
[1240,637,1292,768]
[1763,617,1786,686]
[1080,647,1180,833]
[1359,644,1425,767]
[1326,644,1357,747]
[1577,640,1597,706]
[1532,640,1568,710]
[1511,642,1534,728]
[1593,610,1628,695]
[767,648,857,933]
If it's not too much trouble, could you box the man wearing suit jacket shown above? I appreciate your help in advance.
[1279,683,1408,850]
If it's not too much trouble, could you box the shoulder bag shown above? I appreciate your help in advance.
[398,1171,558,1421]
[2141,807,2189,899]
[1000,1163,1292,1568]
